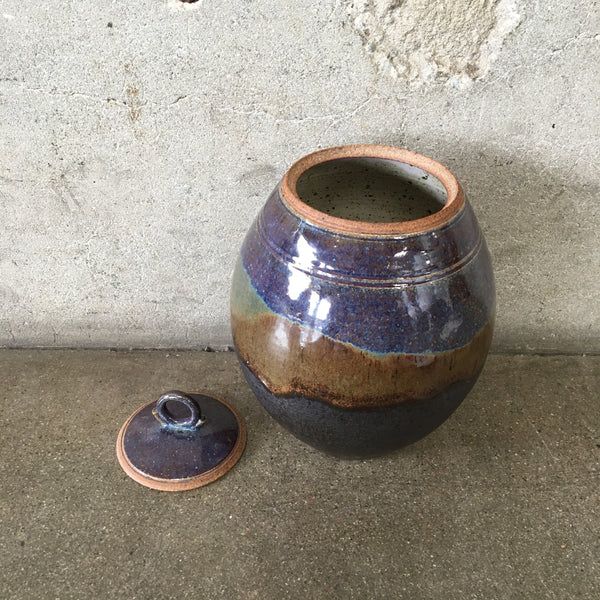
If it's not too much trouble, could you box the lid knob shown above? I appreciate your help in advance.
[152,390,206,431]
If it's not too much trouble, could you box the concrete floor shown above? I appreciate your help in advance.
[0,350,598,599]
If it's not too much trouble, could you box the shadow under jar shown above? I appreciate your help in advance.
[231,145,495,457]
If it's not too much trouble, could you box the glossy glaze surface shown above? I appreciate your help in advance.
[117,393,246,490]
[231,146,495,457]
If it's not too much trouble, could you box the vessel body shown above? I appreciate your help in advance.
[231,146,495,457]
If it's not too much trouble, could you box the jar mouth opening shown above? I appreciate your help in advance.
[280,145,464,236]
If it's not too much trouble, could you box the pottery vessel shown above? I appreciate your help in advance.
[231,145,495,457]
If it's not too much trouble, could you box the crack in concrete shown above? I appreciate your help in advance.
[0,80,376,127]
[214,106,340,123]
[0,80,189,111]
[214,96,378,127]
[482,32,597,87]
[319,95,378,138]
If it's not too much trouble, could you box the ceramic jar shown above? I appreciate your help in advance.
[231,145,495,457]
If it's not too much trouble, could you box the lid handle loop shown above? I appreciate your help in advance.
[153,390,206,432]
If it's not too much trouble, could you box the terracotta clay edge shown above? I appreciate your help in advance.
[116,394,247,492]
[280,144,465,236]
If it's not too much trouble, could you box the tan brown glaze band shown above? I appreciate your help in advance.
[280,145,465,236]
[232,311,493,410]
[116,395,246,492]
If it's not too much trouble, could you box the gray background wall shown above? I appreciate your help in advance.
[1,0,598,352]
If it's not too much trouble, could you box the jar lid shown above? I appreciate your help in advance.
[116,390,246,491]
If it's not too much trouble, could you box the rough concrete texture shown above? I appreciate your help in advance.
[0,1,598,352]
[1,350,598,599]
[349,0,521,87]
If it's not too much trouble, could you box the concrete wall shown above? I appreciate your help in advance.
[1,1,598,352]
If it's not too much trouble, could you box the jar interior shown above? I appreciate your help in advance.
[295,157,447,223]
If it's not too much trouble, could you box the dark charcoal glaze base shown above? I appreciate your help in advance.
[239,358,479,458]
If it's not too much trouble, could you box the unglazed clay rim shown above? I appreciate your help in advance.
[280,145,465,236]
[116,394,246,492]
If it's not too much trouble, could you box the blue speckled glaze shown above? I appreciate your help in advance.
[239,187,494,355]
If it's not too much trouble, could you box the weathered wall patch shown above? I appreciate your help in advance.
[348,0,521,87]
